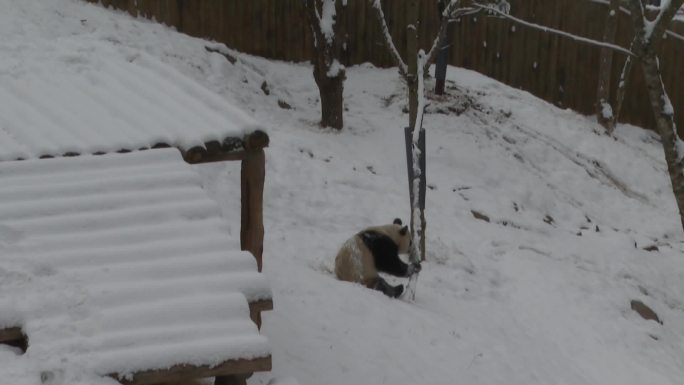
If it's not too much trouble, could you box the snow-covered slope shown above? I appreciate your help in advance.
[243,65,684,385]
[0,0,260,160]
[1,1,683,385]
[190,28,684,385]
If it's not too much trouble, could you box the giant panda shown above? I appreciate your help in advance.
[335,218,421,298]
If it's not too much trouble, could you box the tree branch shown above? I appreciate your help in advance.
[472,2,635,56]
[611,40,636,128]
[305,0,324,49]
[596,0,620,132]
[423,1,468,73]
[368,0,408,78]
[645,0,684,44]
[625,0,646,33]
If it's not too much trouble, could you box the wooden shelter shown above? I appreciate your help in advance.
[0,149,272,385]
[0,4,273,382]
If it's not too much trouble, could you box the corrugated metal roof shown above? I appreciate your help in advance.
[0,148,271,378]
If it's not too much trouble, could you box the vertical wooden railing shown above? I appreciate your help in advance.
[183,130,269,272]
[240,131,269,272]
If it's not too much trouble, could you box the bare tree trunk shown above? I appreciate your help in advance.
[306,0,347,130]
[625,0,684,230]
[434,0,450,95]
[596,0,620,132]
[407,0,420,130]
[640,46,684,229]
[611,43,636,130]
[368,0,510,264]
[313,58,345,129]
[405,0,426,262]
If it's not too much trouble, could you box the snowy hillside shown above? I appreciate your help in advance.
[2,1,684,385]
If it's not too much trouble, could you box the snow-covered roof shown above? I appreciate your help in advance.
[0,9,262,161]
[0,149,271,382]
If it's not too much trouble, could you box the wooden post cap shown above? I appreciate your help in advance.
[244,130,270,151]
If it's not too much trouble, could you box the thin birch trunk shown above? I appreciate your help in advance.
[405,0,427,265]
[626,0,684,230]
[407,0,419,130]
[640,46,684,229]
[596,0,620,132]
[611,43,636,131]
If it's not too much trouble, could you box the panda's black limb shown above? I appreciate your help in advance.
[358,230,410,277]
[369,277,404,298]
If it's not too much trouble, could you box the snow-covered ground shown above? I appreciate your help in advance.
[2,1,684,385]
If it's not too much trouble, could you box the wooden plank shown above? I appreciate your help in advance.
[8,145,246,164]
[112,355,272,385]
[183,150,246,164]
[215,374,248,385]
[526,0,541,97]
[182,144,246,164]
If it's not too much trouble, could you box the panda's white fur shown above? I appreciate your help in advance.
[334,221,411,288]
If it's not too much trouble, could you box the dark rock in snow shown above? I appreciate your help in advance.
[261,81,271,95]
[278,99,292,110]
[630,300,662,325]
[471,210,490,223]
[642,245,659,252]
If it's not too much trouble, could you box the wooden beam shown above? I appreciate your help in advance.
[248,299,273,329]
[215,374,249,385]
[249,299,273,313]
[111,355,271,385]
[13,136,249,165]
[241,131,269,272]
[183,150,246,164]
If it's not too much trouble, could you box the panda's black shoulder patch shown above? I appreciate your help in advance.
[358,230,408,277]
[358,230,398,256]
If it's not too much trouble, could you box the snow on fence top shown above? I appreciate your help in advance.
[0,149,271,382]
[0,14,262,161]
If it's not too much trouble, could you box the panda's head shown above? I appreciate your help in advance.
[391,218,412,254]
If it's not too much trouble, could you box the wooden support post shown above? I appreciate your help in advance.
[248,300,273,330]
[241,131,269,272]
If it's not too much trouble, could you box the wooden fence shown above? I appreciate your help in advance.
[90,0,684,133]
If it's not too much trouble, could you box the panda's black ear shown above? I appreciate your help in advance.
[393,218,402,225]
[399,226,408,236]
